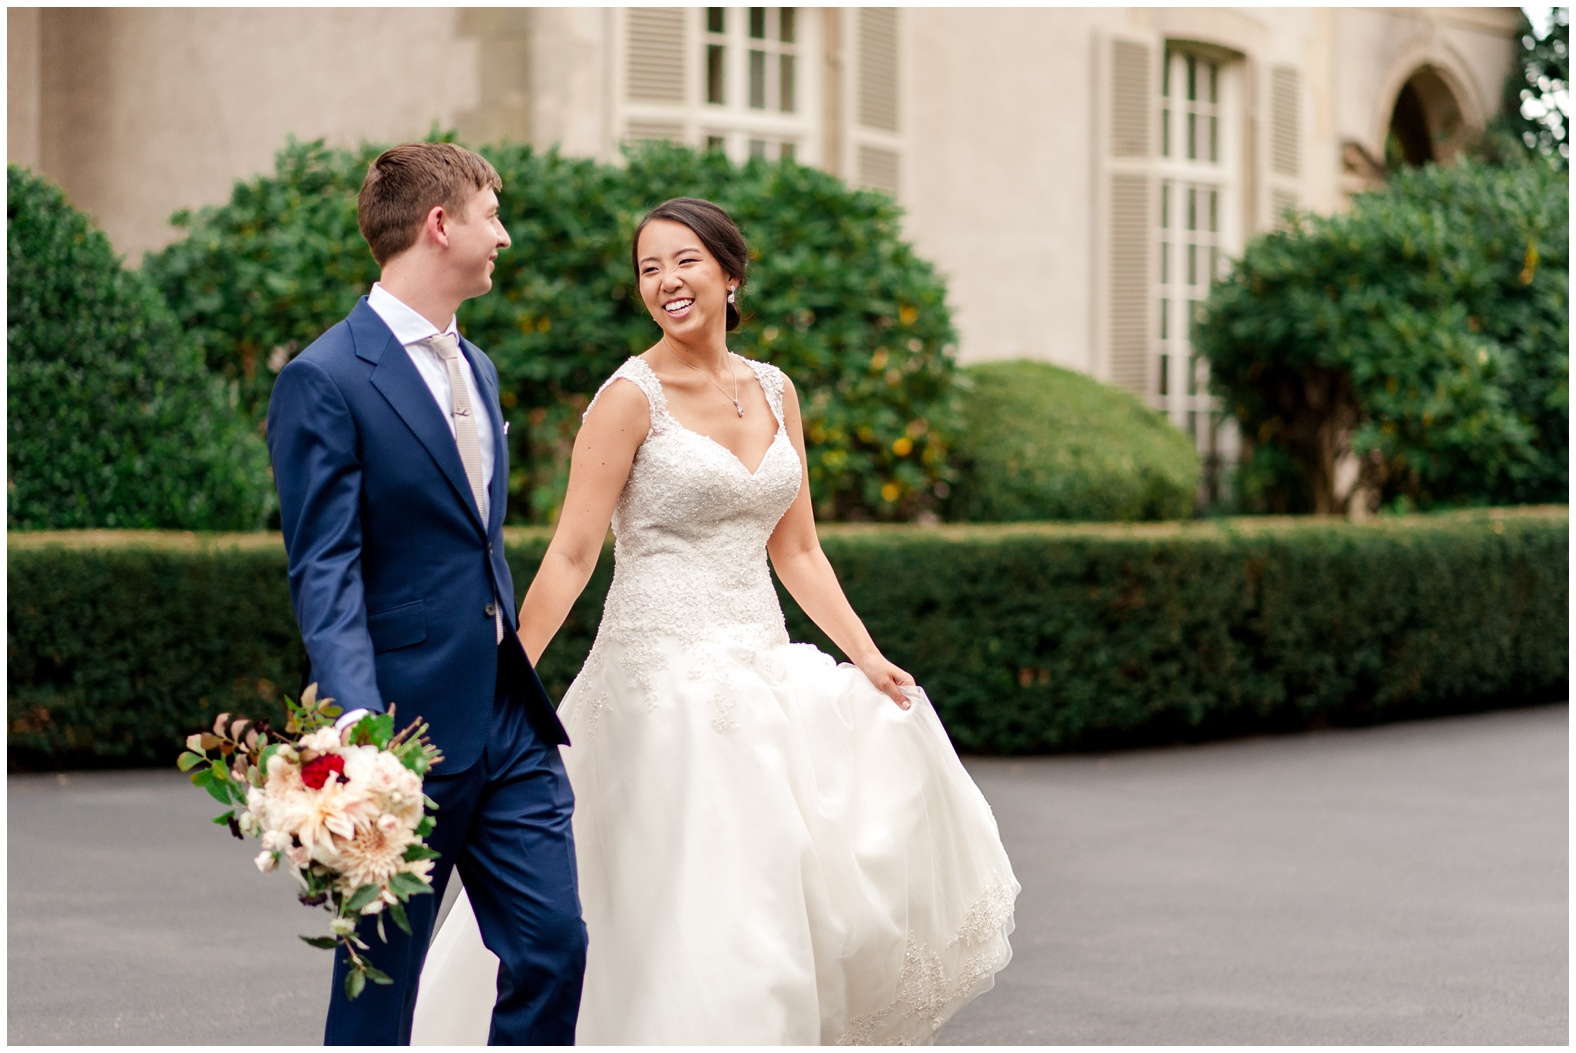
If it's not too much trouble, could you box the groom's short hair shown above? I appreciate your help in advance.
[357,143,502,266]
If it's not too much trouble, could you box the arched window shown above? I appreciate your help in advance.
[1385,66,1468,168]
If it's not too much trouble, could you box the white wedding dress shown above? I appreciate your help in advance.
[412,356,1017,1045]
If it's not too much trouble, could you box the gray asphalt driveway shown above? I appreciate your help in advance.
[9,704,1567,1045]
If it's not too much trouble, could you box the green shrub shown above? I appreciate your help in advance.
[144,137,959,522]
[947,360,1201,521]
[10,508,1564,766]
[1196,158,1568,514]
[6,166,274,530]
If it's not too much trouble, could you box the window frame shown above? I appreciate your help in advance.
[1155,43,1241,458]
[700,6,819,164]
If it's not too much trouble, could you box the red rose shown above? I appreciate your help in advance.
[301,752,346,790]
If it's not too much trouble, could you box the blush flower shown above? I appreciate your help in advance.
[279,777,368,865]
[336,820,413,893]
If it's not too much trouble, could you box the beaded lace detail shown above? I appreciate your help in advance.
[835,876,1018,1046]
[573,356,800,712]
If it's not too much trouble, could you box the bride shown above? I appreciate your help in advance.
[411,198,1018,1045]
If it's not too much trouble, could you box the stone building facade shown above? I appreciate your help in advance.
[8,7,1521,458]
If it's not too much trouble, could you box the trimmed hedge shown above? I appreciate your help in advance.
[8,508,1566,766]
[947,360,1201,521]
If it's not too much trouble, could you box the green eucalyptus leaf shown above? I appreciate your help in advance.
[388,871,432,898]
[389,901,412,937]
[344,883,382,914]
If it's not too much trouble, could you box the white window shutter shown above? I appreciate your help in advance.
[1096,33,1156,397]
[625,120,686,146]
[1108,173,1152,394]
[848,8,903,197]
[1267,64,1301,232]
[1269,65,1300,178]
[627,8,687,104]
[856,145,899,195]
[1110,39,1152,158]
[857,8,899,132]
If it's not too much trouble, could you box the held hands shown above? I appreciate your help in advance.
[854,654,916,710]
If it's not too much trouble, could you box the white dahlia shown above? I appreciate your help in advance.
[277,777,367,865]
[335,817,414,893]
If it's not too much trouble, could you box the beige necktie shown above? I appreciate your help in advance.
[424,333,504,645]
[424,333,488,521]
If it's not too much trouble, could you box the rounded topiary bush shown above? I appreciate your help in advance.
[145,137,960,523]
[6,165,274,530]
[1196,157,1567,514]
[946,360,1201,522]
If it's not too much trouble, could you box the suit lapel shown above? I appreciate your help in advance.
[459,334,510,534]
[352,301,486,535]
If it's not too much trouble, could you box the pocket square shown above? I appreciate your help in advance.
[503,421,510,435]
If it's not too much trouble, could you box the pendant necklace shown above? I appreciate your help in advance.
[663,336,744,417]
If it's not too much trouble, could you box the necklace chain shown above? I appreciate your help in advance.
[662,337,744,417]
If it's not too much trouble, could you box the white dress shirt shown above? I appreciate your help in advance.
[337,284,504,731]
[366,282,496,524]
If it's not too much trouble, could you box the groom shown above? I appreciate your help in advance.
[267,142,585,1044]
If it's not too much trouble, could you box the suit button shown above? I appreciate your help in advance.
[484,602,498,618]
[487,543,494,555]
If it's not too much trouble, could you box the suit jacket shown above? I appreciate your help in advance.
[267,298,565,773]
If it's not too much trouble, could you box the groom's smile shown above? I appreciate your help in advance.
[447,186,510,297]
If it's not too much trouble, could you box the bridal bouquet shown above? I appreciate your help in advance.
[179,685,443,999]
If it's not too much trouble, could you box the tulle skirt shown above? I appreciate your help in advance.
[412,633,1017,1045]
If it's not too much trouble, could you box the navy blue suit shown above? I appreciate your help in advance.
[267,298,585,1044]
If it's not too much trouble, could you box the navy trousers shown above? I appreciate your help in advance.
[323,636,586,1045]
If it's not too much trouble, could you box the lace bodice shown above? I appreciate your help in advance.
[582,356,801,654]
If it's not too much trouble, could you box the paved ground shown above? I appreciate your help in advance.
[8,704,1567,1045]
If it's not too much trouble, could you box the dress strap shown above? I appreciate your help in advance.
[743,358,787,433]
[583,357,670,435]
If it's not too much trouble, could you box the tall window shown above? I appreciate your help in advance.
[702,7,810,162]
[620,8,819,163]
[1156,46,1237,474]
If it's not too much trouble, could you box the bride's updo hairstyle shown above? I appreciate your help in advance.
[632,198,749,331]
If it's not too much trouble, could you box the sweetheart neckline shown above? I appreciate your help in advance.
[658,421,792,478]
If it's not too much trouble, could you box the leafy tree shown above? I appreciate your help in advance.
[145,137,960,522]
[1195,157,1567,514]
[6,165,274,530]
[946,361,1200,522]
[1497,7,1571,169]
